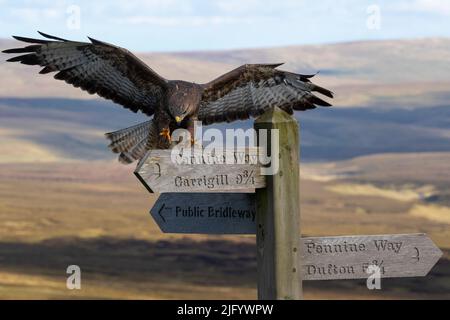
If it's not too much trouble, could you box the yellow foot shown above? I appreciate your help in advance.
[190,138,203,150]
[159,128,171,141]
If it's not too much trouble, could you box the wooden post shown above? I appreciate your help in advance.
[254,107,302,300]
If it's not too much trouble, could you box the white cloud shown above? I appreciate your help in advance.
[113,15,259,27]
[414,0,450,15]
[214,0,306,14]
[10,7,62,23]
[215,0,261,13]
[394,0,450,16]
[112,0,193,14]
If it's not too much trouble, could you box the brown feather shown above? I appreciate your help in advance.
[4,32,168,117]
[38,31,68,42]
[198,64,333,124]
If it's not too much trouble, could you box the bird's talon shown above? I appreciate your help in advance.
[159,128,171,140]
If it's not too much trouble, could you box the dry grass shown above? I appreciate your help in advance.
[409,204,450,224]
[326,183,436,202]
[0,128,62,163]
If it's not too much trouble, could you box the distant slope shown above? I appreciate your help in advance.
[0,98,146,162]
[1,38,450,108]
[0,97,449,163]
[1,38,449,163]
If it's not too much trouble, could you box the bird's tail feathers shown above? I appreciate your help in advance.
[117,135,150,165]
[105,120,158,164]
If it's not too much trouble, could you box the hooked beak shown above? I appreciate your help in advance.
[175,116,183,125]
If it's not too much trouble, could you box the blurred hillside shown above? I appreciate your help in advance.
[0,37,450,163]
[1,37,450,108]
[0,97,449,163]
[0,37,449,299]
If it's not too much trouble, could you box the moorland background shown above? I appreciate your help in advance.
[0,37,449,299]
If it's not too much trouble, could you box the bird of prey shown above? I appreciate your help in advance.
[3,32,333,164]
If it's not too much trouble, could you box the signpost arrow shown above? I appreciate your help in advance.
[150,193,256,234]
[300,233,443,280]
[149,192,442,280]
[135,149,265,193]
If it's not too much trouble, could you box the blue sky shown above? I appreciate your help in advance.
[0,0,449,52]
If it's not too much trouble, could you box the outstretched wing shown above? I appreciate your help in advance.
[2,32,168,116]
[198,63,333,125]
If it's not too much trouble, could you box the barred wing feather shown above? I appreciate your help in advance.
[3,32,168,116]
[199,64,333,125]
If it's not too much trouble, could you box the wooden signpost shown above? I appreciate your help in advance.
[135,149,265,193]
[135,107,443,300]
[149,198,442,281]
[254,108,301,299]
[301,233,442,280]
[150,193,256,234]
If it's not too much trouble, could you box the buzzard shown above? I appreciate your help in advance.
[3,32,333,164]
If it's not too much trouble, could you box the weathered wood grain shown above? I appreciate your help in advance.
[255,107,302,300]
[150,193,256,234]
[301,233,443,280]
[135,148,265,193]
